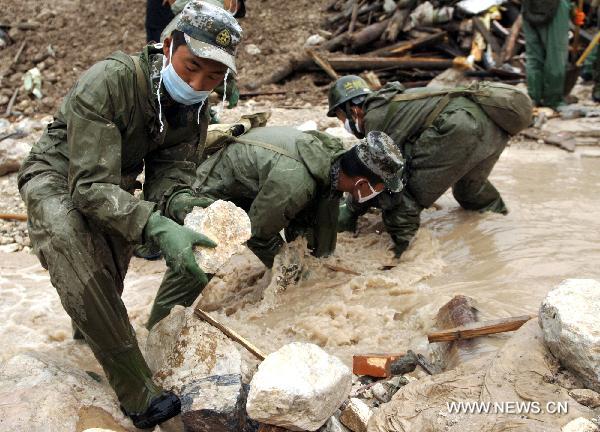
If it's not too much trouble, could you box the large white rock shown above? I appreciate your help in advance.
[246,342,352,431]
[184,200,252,274]
[146,306,248,431]
[539,279,600,392]
[562,417,598,432]
[0,352,130,431]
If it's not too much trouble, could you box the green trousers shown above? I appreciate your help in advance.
[21,172,161,413]
[146,268,209,330]
[522,0,571,108]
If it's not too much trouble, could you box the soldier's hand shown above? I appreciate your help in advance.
[144,212,217,283]
[337,203,358,233]
[167,192,215,224]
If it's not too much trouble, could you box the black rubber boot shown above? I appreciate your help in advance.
[122,391,181,429]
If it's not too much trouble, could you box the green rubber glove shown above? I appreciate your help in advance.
[144,212,216,284]
[337,202,358,233]
[167,192,215,224]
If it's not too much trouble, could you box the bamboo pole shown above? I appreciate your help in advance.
[194,307,266,361]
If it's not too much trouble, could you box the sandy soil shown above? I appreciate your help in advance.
[0,0,330,117]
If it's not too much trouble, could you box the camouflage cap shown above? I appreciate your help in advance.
[164,0,243,73]
[355,131,405,192]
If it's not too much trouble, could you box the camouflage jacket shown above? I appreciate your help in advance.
[18,45,209,244]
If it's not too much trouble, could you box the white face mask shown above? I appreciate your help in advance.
[162,43,210,105]
[355,179,383,203]
[344,117,362,137]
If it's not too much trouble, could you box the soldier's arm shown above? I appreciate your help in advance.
[67,60,156,244]
[143,113,208,219]
[248,166,316,265]
[381,190,424,258]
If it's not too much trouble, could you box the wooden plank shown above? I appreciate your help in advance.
[306,49,339,80]
[0,213,27,222]
[194,307,267,360]
[319,56,453,71]
[501,14,522,63]
[324,263,361,276]
[521,128,577,152]
[427,315,534,343]
[368,31,446,57]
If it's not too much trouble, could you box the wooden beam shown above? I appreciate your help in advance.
[306,49,339,80]
[0,213,27,222]
[501,15,523,63]
[194,307,267,361]
[369,31,446,57]
[427,315,534,343]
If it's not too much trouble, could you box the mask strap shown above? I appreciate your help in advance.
[218,68,231,116]
[157,43,173,133]
[197,99,206,125]
[355,179,378,202]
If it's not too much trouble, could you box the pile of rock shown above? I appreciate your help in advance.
[539,278,600,394]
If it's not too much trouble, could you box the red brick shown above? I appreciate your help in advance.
[352,353,403,378]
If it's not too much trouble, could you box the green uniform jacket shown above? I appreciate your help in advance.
[18,45,209,244]
[353,82,507,255]
[195,126,345,266]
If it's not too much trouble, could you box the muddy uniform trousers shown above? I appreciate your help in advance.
[349,98,509,256]
[522,0,571,108]
[21,172,161,413]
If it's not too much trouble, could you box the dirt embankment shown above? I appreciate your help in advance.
[0,0,330,117]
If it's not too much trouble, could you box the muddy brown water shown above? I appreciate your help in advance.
[196,145,600,365]
[1,144,600,374]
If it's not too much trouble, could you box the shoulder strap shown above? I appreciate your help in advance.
[391,89,457,103]
[233,137,301,162]
[130,55,148,100]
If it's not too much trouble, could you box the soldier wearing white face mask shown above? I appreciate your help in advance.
[17,1,242,428]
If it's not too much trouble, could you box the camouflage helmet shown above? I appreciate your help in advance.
[327,75,372,117]
[162,0,243,73]
[355,131,404,192]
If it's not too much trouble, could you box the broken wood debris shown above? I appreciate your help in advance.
[427,314,534,343]
[250,0,532,90]
[194,306,267,360]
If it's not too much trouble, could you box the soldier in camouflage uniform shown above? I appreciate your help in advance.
[329,75,509,259]
[146,127,405,329]
[17,2,242,428]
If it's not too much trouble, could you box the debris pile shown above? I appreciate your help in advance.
[250,0,531,90]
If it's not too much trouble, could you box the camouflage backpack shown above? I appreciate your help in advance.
[392,81,533,136]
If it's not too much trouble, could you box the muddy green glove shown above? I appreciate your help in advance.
[337,202,358,233]
[167,192,215,224]
[144,212,216,284]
